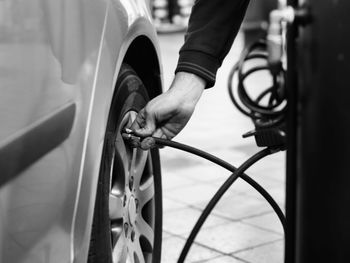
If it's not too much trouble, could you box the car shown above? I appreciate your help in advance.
[0,0,163,262]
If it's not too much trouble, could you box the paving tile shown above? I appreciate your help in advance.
[249,165,286,185]
[162,171,196,191]
[161,151,204,172]
[242,212,284,235]
[214,178,254,194]
[163,207,229,237]
[242,185,286,209]
[195,255,245,263]
[162,231,173,240]
[195,222,281,254]
[247,174,284,191]
[166,183,219,207]
[163,197,188,212]
[247,152,286,184]
[232,171,283,189]
[178,165,230,183]
[231,149,262,162]
[161,236,221,263]
[265,187,285,207]
[210,192,271,220]
[234,240,284,263]
[210,171,282,195]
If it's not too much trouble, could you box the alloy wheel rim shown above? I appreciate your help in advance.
[109,111,155,263]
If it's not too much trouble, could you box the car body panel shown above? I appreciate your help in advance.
[0,0,162,262]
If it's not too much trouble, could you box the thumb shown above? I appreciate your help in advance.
[130,108,156,137]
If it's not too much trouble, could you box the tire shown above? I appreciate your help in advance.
[88,64,162,263]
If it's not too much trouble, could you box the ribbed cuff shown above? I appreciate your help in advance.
[175,51,221,89]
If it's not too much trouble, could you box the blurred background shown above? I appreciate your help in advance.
[151,0,286,262]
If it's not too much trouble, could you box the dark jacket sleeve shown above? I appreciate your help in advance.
[175,0,250,88]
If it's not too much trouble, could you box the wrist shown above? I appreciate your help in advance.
[169,72,205,104]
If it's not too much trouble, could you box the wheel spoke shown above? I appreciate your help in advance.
[135,245,146,263]
[112,235,128,262]
[137,177,155,207]
[115,110,137,173]
[111,225,123,247]
[131,235,146,263]
[115,131,130,174]
[131,149,149,187]
[136,216,154,249]
[130,148,137,173]
[109,194,124,220]
[126,254,133,263]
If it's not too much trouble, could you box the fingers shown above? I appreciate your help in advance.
[127,125,167,151]
[139,129,166,150]
[139,128,168,150]
[153,128,168,139]
[123,132,156,150]
[130,108,156,137]
[140,137,156,150]
[128,108,157,151]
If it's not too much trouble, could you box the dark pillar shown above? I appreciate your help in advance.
[294,0,350,262]
[285,0,299,262]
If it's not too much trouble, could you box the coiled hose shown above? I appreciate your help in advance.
[228,40,287,129]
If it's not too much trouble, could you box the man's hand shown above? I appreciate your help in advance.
[130,72,206,149]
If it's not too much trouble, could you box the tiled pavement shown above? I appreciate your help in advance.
[157,32,285,263]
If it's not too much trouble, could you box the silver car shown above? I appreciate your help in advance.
[0,0,163,262]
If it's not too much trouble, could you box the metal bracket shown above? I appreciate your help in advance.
[267,2,312,67]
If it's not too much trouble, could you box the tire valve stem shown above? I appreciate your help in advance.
[122,130,141,148]
[125,128,133,134]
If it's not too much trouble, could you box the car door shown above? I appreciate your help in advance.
[0,0,108,262]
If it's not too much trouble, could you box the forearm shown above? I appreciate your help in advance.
[176,0,250,88]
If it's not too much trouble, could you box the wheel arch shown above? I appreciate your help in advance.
[123,35,163,100]
[72,31,164,263]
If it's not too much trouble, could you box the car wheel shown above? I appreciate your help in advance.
[88,64,162,263]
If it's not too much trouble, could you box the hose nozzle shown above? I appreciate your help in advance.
[121,130,156,150]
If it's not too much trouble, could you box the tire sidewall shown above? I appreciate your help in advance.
[88,64,162,263]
